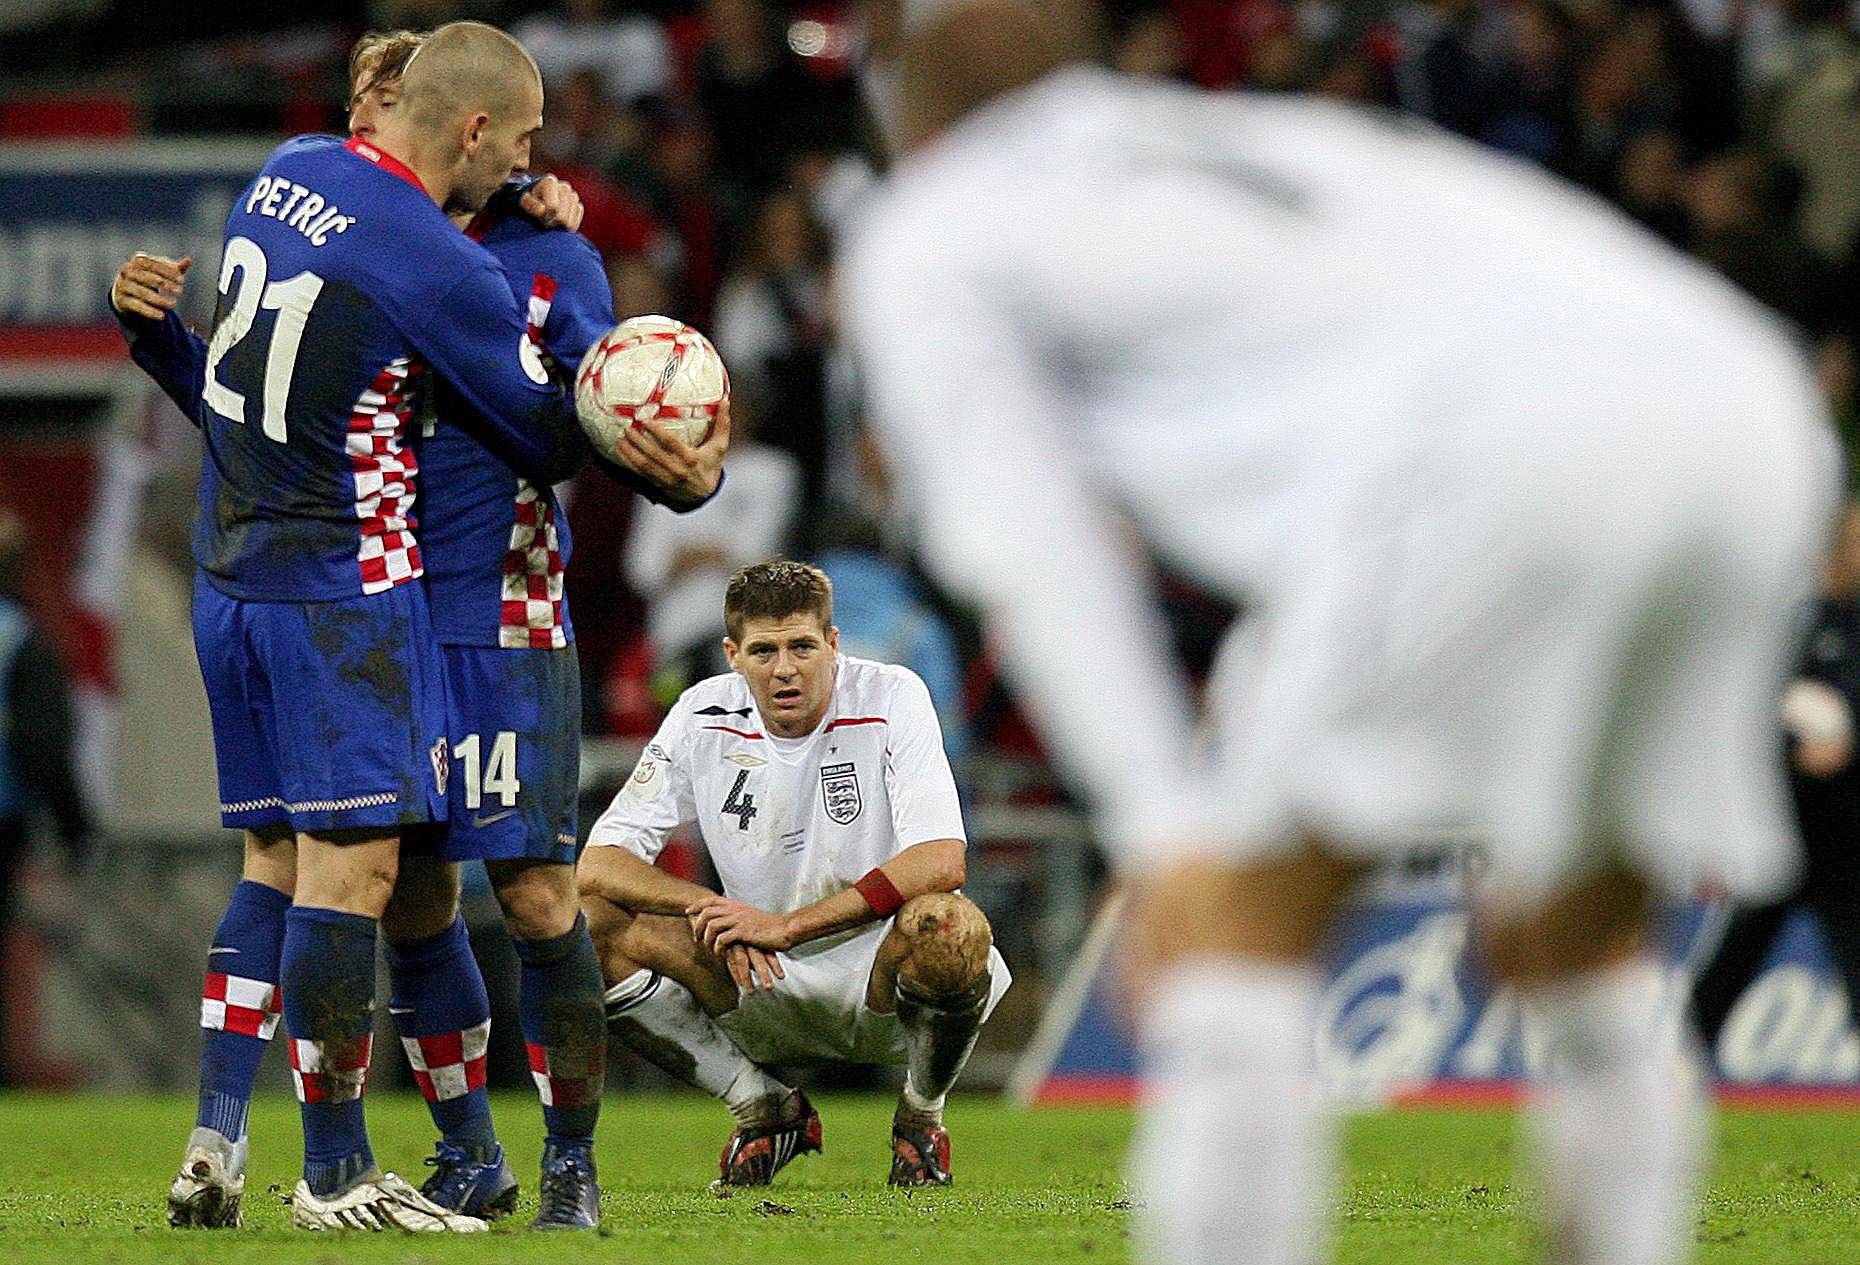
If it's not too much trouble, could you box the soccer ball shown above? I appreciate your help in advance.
[575,315,729,455]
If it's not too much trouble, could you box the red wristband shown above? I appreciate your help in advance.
[854,867,905,919]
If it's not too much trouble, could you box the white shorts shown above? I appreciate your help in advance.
[717,925,1012,1065]
[1207,362,1841,906]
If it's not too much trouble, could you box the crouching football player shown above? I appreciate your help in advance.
[578,560,1009,1187]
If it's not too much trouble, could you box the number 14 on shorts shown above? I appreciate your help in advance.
[456,731,520,810]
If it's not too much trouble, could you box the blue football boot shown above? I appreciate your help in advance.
[419,1141,519,1220]
[530,1143,600,1230]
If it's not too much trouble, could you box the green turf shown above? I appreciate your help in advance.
[0,1092,1854,1262]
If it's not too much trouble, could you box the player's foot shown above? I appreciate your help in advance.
[530,1144,601,1230]
[888,1118,952,1187]
[418,1142,519,1220]
[167,1127,248,1228]
[289,1172,489,1231]
[718,1088,823,1186]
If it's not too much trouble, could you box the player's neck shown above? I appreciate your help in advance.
[365,126,453,208]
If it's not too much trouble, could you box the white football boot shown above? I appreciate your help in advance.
[168,1127,248,1228]
[290,1171,489,1232]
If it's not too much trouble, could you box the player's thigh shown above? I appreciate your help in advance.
[436,644,580,868]
[720,933,881,1063]
[242,826,297,894]
[246,583,449,836]
[294,828,402,917]
[191,577,290,834]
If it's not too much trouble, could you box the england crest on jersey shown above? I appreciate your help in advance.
[820,761,862,825]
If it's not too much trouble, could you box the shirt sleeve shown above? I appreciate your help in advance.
[585,707,696,862]
[883,668,968,848]
[115,307,207,427]
[392,249,581,485]
[843,212,1211,864]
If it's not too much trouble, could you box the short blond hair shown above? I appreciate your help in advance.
[348,28,426,97]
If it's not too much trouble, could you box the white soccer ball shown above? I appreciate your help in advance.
[575,315,729,456]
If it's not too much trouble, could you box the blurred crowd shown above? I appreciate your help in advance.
[9,0,1860,924]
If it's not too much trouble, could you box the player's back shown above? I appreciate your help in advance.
[846,66,1818,600]
[417,212,610,648]
[195,135,546,602]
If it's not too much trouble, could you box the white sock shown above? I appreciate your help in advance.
[1131,959,1329,1265]
[899,1070,946,1124]
[604,971,789,1123]
[1525,957,1705,1265]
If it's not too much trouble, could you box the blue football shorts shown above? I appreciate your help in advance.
[434,642,580,865]
[193,574,449,835]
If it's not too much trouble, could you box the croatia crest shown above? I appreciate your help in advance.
[820,762,862,825]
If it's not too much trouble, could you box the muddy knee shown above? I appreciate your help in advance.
[894,893,992,997]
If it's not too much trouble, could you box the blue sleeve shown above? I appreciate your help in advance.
[542,237,721,511]
[114,307,207,427]
[394,252,581,485]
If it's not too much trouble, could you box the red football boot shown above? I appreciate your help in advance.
[718,1090,822,1186]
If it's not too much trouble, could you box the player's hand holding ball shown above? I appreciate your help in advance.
[576,315,731,503]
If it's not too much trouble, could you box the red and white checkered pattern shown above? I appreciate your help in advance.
[496,274,568,649]
[399,1020,491,1103]
[200,972,280,1039]
[289,1034,373,1104]
[525,1041,600,1109]
[498,481,567,649]
[349,357,425,595]
[525,274,558,368]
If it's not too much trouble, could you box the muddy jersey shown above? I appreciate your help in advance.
[188,134,576,602]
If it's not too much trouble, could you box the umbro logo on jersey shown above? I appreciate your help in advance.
[725,753,767,768]
[820,762,862,825]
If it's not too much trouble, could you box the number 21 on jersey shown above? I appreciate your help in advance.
[203,235,324,441]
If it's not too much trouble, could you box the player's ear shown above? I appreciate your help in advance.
[722,637,739,670]
[826,625,840,653]
[462,112,489,156]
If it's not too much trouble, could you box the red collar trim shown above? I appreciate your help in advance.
[344,136,428,195]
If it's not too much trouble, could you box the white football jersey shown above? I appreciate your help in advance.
[587,655,966,947]
[840,64,1823,856]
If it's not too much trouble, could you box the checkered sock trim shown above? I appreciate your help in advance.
[400,1020,491,1103]
[219,792,398,815]
[526,1042,601,1109]
[289,1034,373,1104]
[201,972,282,1039]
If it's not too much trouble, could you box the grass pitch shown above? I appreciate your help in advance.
[0,1092,1853,1262]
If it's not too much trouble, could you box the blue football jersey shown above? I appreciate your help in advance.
[190,135,577,602]
[418,211,613,648]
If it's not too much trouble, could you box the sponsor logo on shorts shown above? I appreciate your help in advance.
[473,809,517,828]
[430,737,450,797]
[820,762,861,825]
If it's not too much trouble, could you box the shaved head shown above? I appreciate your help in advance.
[399,20,542,133]
[894,0,1079,150]
[378,19,545,212]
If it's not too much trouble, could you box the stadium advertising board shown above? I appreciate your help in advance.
[0,141,271,357]
[1023,850,1859,1103]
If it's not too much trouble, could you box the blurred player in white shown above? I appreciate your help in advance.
[578,560,1010,1186]
[840,6,1841,1263]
